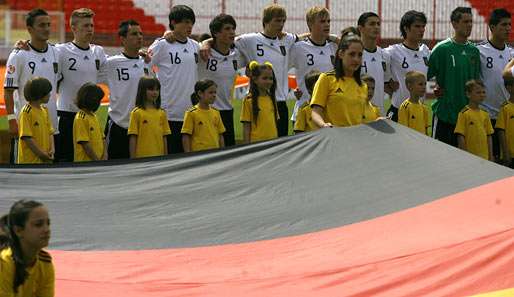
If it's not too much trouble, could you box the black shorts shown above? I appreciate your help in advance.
[55,110,76,162]
[490,119,501,159]
[386,105,399,122]
[219,109,235,147]
[104,117,130,159]
[277,101,289,137]
[167,121,184,154]
[9,137,17,164]
[432,115,457,147]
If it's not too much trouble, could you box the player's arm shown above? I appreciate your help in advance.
[4,89,18,136]
[163,136,168,155]
[182,134,192,152]
[498,130,511,165]
[128,135,137,158]
[79,141,100,161]
[503,57,514,80]
[21,136,53,161]
[48,133,54,160]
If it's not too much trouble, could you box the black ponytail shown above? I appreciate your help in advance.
[191,79,217,106]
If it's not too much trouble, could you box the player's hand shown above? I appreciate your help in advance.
[321,122,333,128]
[200,41,211,61]
[433,84,444,98]
[277,31,287,40]
[139,48,152,64]
[293,88,303,100]
[14,40,29,50]
[8,119,18,138]
[48,147,55,160]
[163,30,175,43]
[41,151,53,162]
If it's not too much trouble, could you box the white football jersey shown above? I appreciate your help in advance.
[198,47,245,111]
[360,46,391,113]
[4,44,60,131]
[99,53,152,128]
[385,43,430,108]
[235,32,297,102]
[477,40,514,119]
[56,42,107,112]
[289,38,337,121]
[149,37,200,121]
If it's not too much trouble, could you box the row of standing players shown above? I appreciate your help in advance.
[4,5,514,167]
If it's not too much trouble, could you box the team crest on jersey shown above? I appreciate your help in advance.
[7,65,15,74]
[95,59,100,70]
[280,45,286,56]
[53,62,58,73]
[423,57,429,66]
[233,60,238,71]
[381,61,386,71]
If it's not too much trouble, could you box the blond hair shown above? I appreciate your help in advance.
[405,71,426,87]
[262,4,286,27]
[306,6,330,30]
[70,8,94,26]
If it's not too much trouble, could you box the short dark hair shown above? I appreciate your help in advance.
[118,19,140,37]
[23,77,52,102]
[26,8,48,27]
[489,8,511,27]
[209,14,236,39]
[357,12,379,27]
[465,79,485,93]
[169,5,195,30]
[451,7,472,23]
[400,10,427,39]
[305,70,321,94]
[76,83,104,112]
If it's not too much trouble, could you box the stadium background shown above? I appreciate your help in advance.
[0,0,513,163]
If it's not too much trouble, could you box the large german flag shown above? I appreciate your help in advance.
[1,120,513,297]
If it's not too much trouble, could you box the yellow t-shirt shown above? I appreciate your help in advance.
[495,101,514,156]
[73,110,104,162]
[240,95,278,142]
[0,248,54,297]
[310,72,367,127]
[294,102,318,133]
[454,106,494,159]
[362,101,381,124]
[17,104,54,164]
[181,105,226,152]
[128,107,171,158]
[398,99,430,135]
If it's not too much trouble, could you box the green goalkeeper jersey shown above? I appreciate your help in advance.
[427,38,480,124]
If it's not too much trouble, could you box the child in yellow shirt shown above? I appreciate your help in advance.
[181,79,225,152]
[294,70,321,133]
[361,75,381,124]
[17,77,54,164]
[128,76,171,158]
[73,83,106,162]
[398,71,430,135]
[496,76,514,167]
[455,80,494,160]
[240,61,278,143]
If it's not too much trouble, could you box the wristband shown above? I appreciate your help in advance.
[7,114,16,121]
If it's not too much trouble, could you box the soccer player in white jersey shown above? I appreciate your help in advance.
[99,19,151,159]
[4,9,60,164]
[385,10,430,122]
[477,8,513,161]
[55,8,107,162]
[289,6,337,123]
[149,5,199,153]
[234,4,298,136]
[358,12,392,114]
[198,14,245,147]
